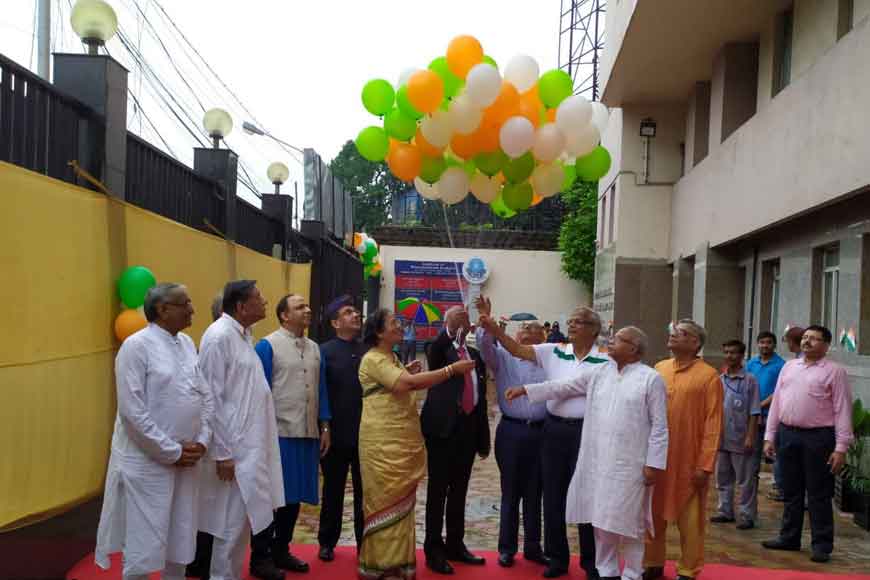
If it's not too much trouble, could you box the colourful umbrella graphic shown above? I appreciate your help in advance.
[397,297,443,324]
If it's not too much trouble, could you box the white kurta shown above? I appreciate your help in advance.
[95,324,213,575]
[198,314,284,538]
[526,360,669,539]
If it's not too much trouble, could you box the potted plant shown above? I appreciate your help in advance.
[844,399,870,529]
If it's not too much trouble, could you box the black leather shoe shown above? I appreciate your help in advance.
[542,565,568,578]
[601,577,621,580]
[446,547,485,565]
[642,566,664,580]
[274,551,310,573]
[583,568,601,580]
[426,557,455,574]
[498,553,515,567]
[318,545,335,562]
[525,552,550,566]
[250,559,287,580]
[810,551,831,563]
[676,576,694,580]
[762,538,801,551]
[185,563,210,580]
[710,514,736,523]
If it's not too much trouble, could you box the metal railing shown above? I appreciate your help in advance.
[0,53,101,183]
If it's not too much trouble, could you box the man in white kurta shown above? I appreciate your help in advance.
[198,280,285,580]
[507,326,669,580]
[96,283,213,580]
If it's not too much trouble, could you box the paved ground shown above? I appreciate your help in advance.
[293,382,870,575]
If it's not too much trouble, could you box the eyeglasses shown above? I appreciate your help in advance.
[164,300,192,308]
[567,318,597,326]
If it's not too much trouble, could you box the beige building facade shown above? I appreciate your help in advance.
[597,0,870,400]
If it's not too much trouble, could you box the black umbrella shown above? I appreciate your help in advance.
[509,312,538,321]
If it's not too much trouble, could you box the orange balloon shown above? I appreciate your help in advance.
[469,121,500,153]
[530,193,544,206]
[450,132,479,160]
[114,309,147,342]
[407,70,444,114]
[388,142,422,182]
[415,127,444,157]
[447,35,484,79]
[494,172,506,184]
[483,82,521,128]
[545,108,557,123]
[518,98,540,128]
[387,138,401,162]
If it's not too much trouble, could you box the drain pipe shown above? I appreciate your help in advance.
[747,246,759,358]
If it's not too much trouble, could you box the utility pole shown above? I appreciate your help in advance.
[37,0,51,80]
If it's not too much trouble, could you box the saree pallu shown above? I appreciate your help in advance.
[357,353,426,579]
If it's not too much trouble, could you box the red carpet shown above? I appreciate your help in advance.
[66,545,870,579]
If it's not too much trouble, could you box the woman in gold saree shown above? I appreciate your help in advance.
[357,309,475,580]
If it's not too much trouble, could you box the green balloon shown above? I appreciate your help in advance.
[538,69,573,109]
[502,153,535,184]
[355,126,389,162]
[118,265,156,309]
[383,107,417,141]
[420,156,447,184]
[396,85,423,120]
[474,150,507,177]
[490,191,517,218]
[361,79,395,116]
[362,240,378,262]
[429,57,463,99]
[575,146,612,181]
[561,163,577,190]
[463,159,477,179]
[482,55,498,70]
[502,182,533,211]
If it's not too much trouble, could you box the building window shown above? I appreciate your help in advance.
[838,0,854,40]
[760,259,781,334]
[821,245,840,332]
[772,8,793,97]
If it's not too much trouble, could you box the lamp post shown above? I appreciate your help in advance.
[242,121,305,155]
[267,162,290,195]
[203,108,233,149]
[70,0,118,55]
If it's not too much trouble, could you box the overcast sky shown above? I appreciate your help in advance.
[1,1,565,199]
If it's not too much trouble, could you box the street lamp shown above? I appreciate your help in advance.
[70,0,118,55]
[243,121,305,155]
[267,162,290,194]
[203,108,233,148]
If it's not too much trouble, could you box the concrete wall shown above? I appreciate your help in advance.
[685,82,711,168]
[669,14,870,260]
[792,0,839,80]
[0,162,311,530]
[858,0,870,23]
[378,245,590,328]
[599,0,639,98]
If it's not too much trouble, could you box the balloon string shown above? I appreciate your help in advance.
[441,201,467,306]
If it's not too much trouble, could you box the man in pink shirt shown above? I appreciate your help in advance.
[761,325,853,564]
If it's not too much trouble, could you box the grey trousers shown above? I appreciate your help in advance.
[716,449,758,522]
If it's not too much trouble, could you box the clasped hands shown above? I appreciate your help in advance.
[174,441,206,468]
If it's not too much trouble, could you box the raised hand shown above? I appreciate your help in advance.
[452,359,476,375]
[474,295,492,318]
[504,386,527,402]
[406,359,423,374]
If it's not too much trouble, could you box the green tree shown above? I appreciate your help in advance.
[558,180,598,289]
[330,140,406,232]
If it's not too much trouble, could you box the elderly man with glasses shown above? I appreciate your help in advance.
[505,326,669,580]
[642,320,723,580]
[477,297,607,579]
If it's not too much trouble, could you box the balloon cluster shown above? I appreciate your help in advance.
[355,35,613,218]
[354,233,382,278]
[114,266,155,342]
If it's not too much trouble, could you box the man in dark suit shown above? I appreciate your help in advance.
[421,306,490,575]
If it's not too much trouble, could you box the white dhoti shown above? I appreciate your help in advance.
[594,527,644,580]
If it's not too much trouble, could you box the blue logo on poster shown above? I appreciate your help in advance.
[463,257,489,284]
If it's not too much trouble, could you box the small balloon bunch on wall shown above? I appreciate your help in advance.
[114,266,156,342]
[354,233,382,278]
[354,35,613,219]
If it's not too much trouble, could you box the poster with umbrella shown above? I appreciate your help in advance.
[397,297,443,325]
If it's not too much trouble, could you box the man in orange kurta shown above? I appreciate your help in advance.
[643,320,723,580]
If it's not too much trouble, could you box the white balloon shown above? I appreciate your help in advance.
[420,110,453,148]
[532,124,566,162]
[470,173,500,203]
[398,68,417,88]
[564,123,600,157]
[449,94,482,135]
[499,116,535,158]
[590,101,610,134]
[465,63,502,108]
[414,177,441,200]
[531,163,566,198]
[504,55,539,93]
[438,167,470,205]
[556,95,594,137]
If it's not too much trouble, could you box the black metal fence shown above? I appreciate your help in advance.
[305,227,364,341]
[0,53,101,183]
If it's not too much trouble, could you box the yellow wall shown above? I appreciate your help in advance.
[0,162,310,530]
